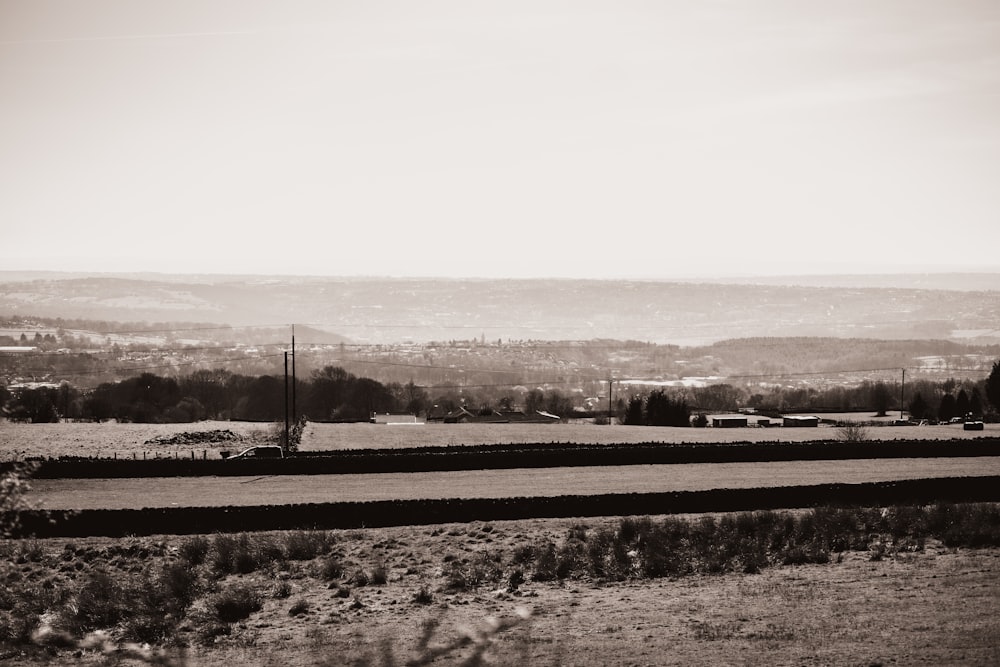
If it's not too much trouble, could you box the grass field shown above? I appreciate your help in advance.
[299,421,999,451]
[3,419,996,461]
[0,420,273,460]
[26,457,1000,510]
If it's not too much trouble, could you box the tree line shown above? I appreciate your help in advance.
[4,361,1000,426]
[1,367,412,424]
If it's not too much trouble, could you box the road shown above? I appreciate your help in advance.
[28,456,1000,510]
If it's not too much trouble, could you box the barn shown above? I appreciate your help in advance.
[783,415,820,427]
[711,415,749,428]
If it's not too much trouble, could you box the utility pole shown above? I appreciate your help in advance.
[284,351,290,448]
[291,325,296,422]
[607,378,614,425]
[900,368,905,421]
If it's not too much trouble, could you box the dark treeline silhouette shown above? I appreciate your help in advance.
[2,367,420,424]
[617,374,998,426]
[621,390,692,427]
[4,362,1000,424]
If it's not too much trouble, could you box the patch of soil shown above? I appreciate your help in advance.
[144,429,249,446]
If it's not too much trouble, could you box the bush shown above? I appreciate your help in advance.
[211,534,239,574]
[210,584,262,623]
[531,542,559,582]
[319,554,344,581]
[412,586,434,605]
[68,569,129,632]
[284,530,333,561]
[273,581,292,599]
[837,422,869,443]
[179,535,210,566]
[369,561,388,586]
[288,598,310,617]
[158,561,201,614]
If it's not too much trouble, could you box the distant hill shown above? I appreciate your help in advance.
[1,272,998,345]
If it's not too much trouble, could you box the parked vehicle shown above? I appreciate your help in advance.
[224,445,285,459]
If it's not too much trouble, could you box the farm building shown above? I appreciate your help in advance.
[711,415,749,428]
[427,407,561,424]
[370,413,423,424]
[783,415,820,427]
[0,346,39,355]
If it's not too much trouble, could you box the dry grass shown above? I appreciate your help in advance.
[1,506,999,666]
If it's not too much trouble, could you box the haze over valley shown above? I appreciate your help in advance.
[2,272,998,347]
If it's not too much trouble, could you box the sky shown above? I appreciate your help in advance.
[2,0,999,280]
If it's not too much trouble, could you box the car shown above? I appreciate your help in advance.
[963,420,985,431]
[225,445,285,460]
[949,417,965,424]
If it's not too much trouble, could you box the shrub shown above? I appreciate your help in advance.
[556,540,586,579]
[442,561,470,591]
[348,568,370,587]
[284,530,334,561]
[370,561,388,586]
[158,561,201,614]
[413,586,434,605]
[233,534,259,574]
[211,534,239,574]
[288,598,310,617]
[531,542,558,582]
[68,569,129,632]
[1,462,41,539]
[837,422,869,443]
[506,568,525,592]
[511,544,535,565]
[179,536,210,566]
[253,534,286,567]
[273,580,293,599]
[319,554,344,581]
[210,584,262,623]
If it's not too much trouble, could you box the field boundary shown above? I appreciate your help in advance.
[13,438,1000,479]
[13,475,1000,538]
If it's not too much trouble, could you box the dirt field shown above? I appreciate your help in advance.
[2,420,997,461]
[4,517,999,666]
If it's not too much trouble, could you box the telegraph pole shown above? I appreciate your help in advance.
[607,378,614,425]
[900,368,905,421]
[284,351,290,448]
[291,325,297,422]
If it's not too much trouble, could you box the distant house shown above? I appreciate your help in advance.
[0,346,39,355]
[783,415,820,427]
[426,407,561,424]
[370,413,423,425]
[497,410,561,424]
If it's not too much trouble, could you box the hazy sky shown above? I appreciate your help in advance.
[2,1,999,279]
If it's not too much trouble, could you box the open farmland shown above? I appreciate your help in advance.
[26,457,1000,510]
[0,420,274,460]
[4,420,998,461]
[299,422,1000,451]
